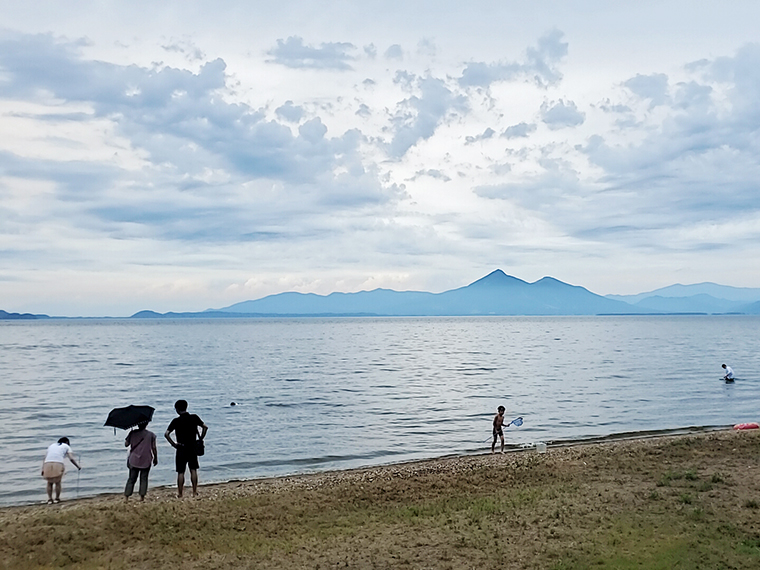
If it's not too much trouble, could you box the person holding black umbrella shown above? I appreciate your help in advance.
[124,420,158,502]
[164,400,208,498]
[104,404,159,501]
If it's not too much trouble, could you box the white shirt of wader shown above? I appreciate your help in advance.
[44,443,71,464]
[725,366,734,379]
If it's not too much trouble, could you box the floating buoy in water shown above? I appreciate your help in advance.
[733,422,759,430]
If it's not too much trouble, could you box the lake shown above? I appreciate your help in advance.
[1,316,758,506]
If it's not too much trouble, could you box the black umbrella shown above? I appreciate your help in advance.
[104,405,155,430]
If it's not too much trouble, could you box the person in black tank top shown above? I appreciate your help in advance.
[165,400,208,498]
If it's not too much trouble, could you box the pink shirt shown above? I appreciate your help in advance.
[126,429,156,469]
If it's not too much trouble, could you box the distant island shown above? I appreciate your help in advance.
[0,310,50,320]
[4,270,760,319]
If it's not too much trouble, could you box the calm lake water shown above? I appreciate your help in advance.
[1,316,758,506]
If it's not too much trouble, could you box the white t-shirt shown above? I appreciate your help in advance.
[44,442,71,464]
[724,366,734,379]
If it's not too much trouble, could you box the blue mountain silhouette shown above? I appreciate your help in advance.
[211,270,639,316]
[0,310,49,320]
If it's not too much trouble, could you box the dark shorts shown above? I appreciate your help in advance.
[175,445,199,473]
[493,428,503,438]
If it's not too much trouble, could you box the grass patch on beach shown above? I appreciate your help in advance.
[2,430,760,569]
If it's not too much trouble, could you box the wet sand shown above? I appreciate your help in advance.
[2,429,760,569]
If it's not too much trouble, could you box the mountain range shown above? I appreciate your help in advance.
[606,282,760,314]
[5,270,760,319]
[133,270,760,318]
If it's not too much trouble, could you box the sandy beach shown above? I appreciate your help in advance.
[2,429,760,569]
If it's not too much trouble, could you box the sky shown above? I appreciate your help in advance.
[2,1,760,316]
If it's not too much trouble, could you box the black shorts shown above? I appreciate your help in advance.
[493,428,503,438]
[175,445,199,473]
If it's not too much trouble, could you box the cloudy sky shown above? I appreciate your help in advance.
[2,1,760,316]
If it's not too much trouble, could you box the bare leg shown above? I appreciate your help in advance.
[177,472,185,498]
[500,435,505,453]
[54,481,62,502]
[46,481,54,503]
[491,434,497,454]
[190,469,198,497]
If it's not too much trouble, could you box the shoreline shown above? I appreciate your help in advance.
[0,424,732,512]
[0,424,736,513]
[2,428,760,568]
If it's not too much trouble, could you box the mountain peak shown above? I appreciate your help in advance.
[533,276,577,288]
[468,269,528,288]
[534,276,561,284]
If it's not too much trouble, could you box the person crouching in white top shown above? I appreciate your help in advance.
[722,363,735,381]
[41,437,81,504]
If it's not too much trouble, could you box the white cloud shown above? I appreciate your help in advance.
[417,38,437,58]
[266,36,357,70]
[0,30,406,260]
[384,44,403,60]
[477,42,760,257]
[409,169,451,182]
[459,30,567,88]
[540,99,585,129]
[624,73,670,107]
[275,100,304,122]
[363,44,377,59]
[161,37,206,62]
[502,122,537,139]
[465,127,495,144]
[387,75,468,158]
